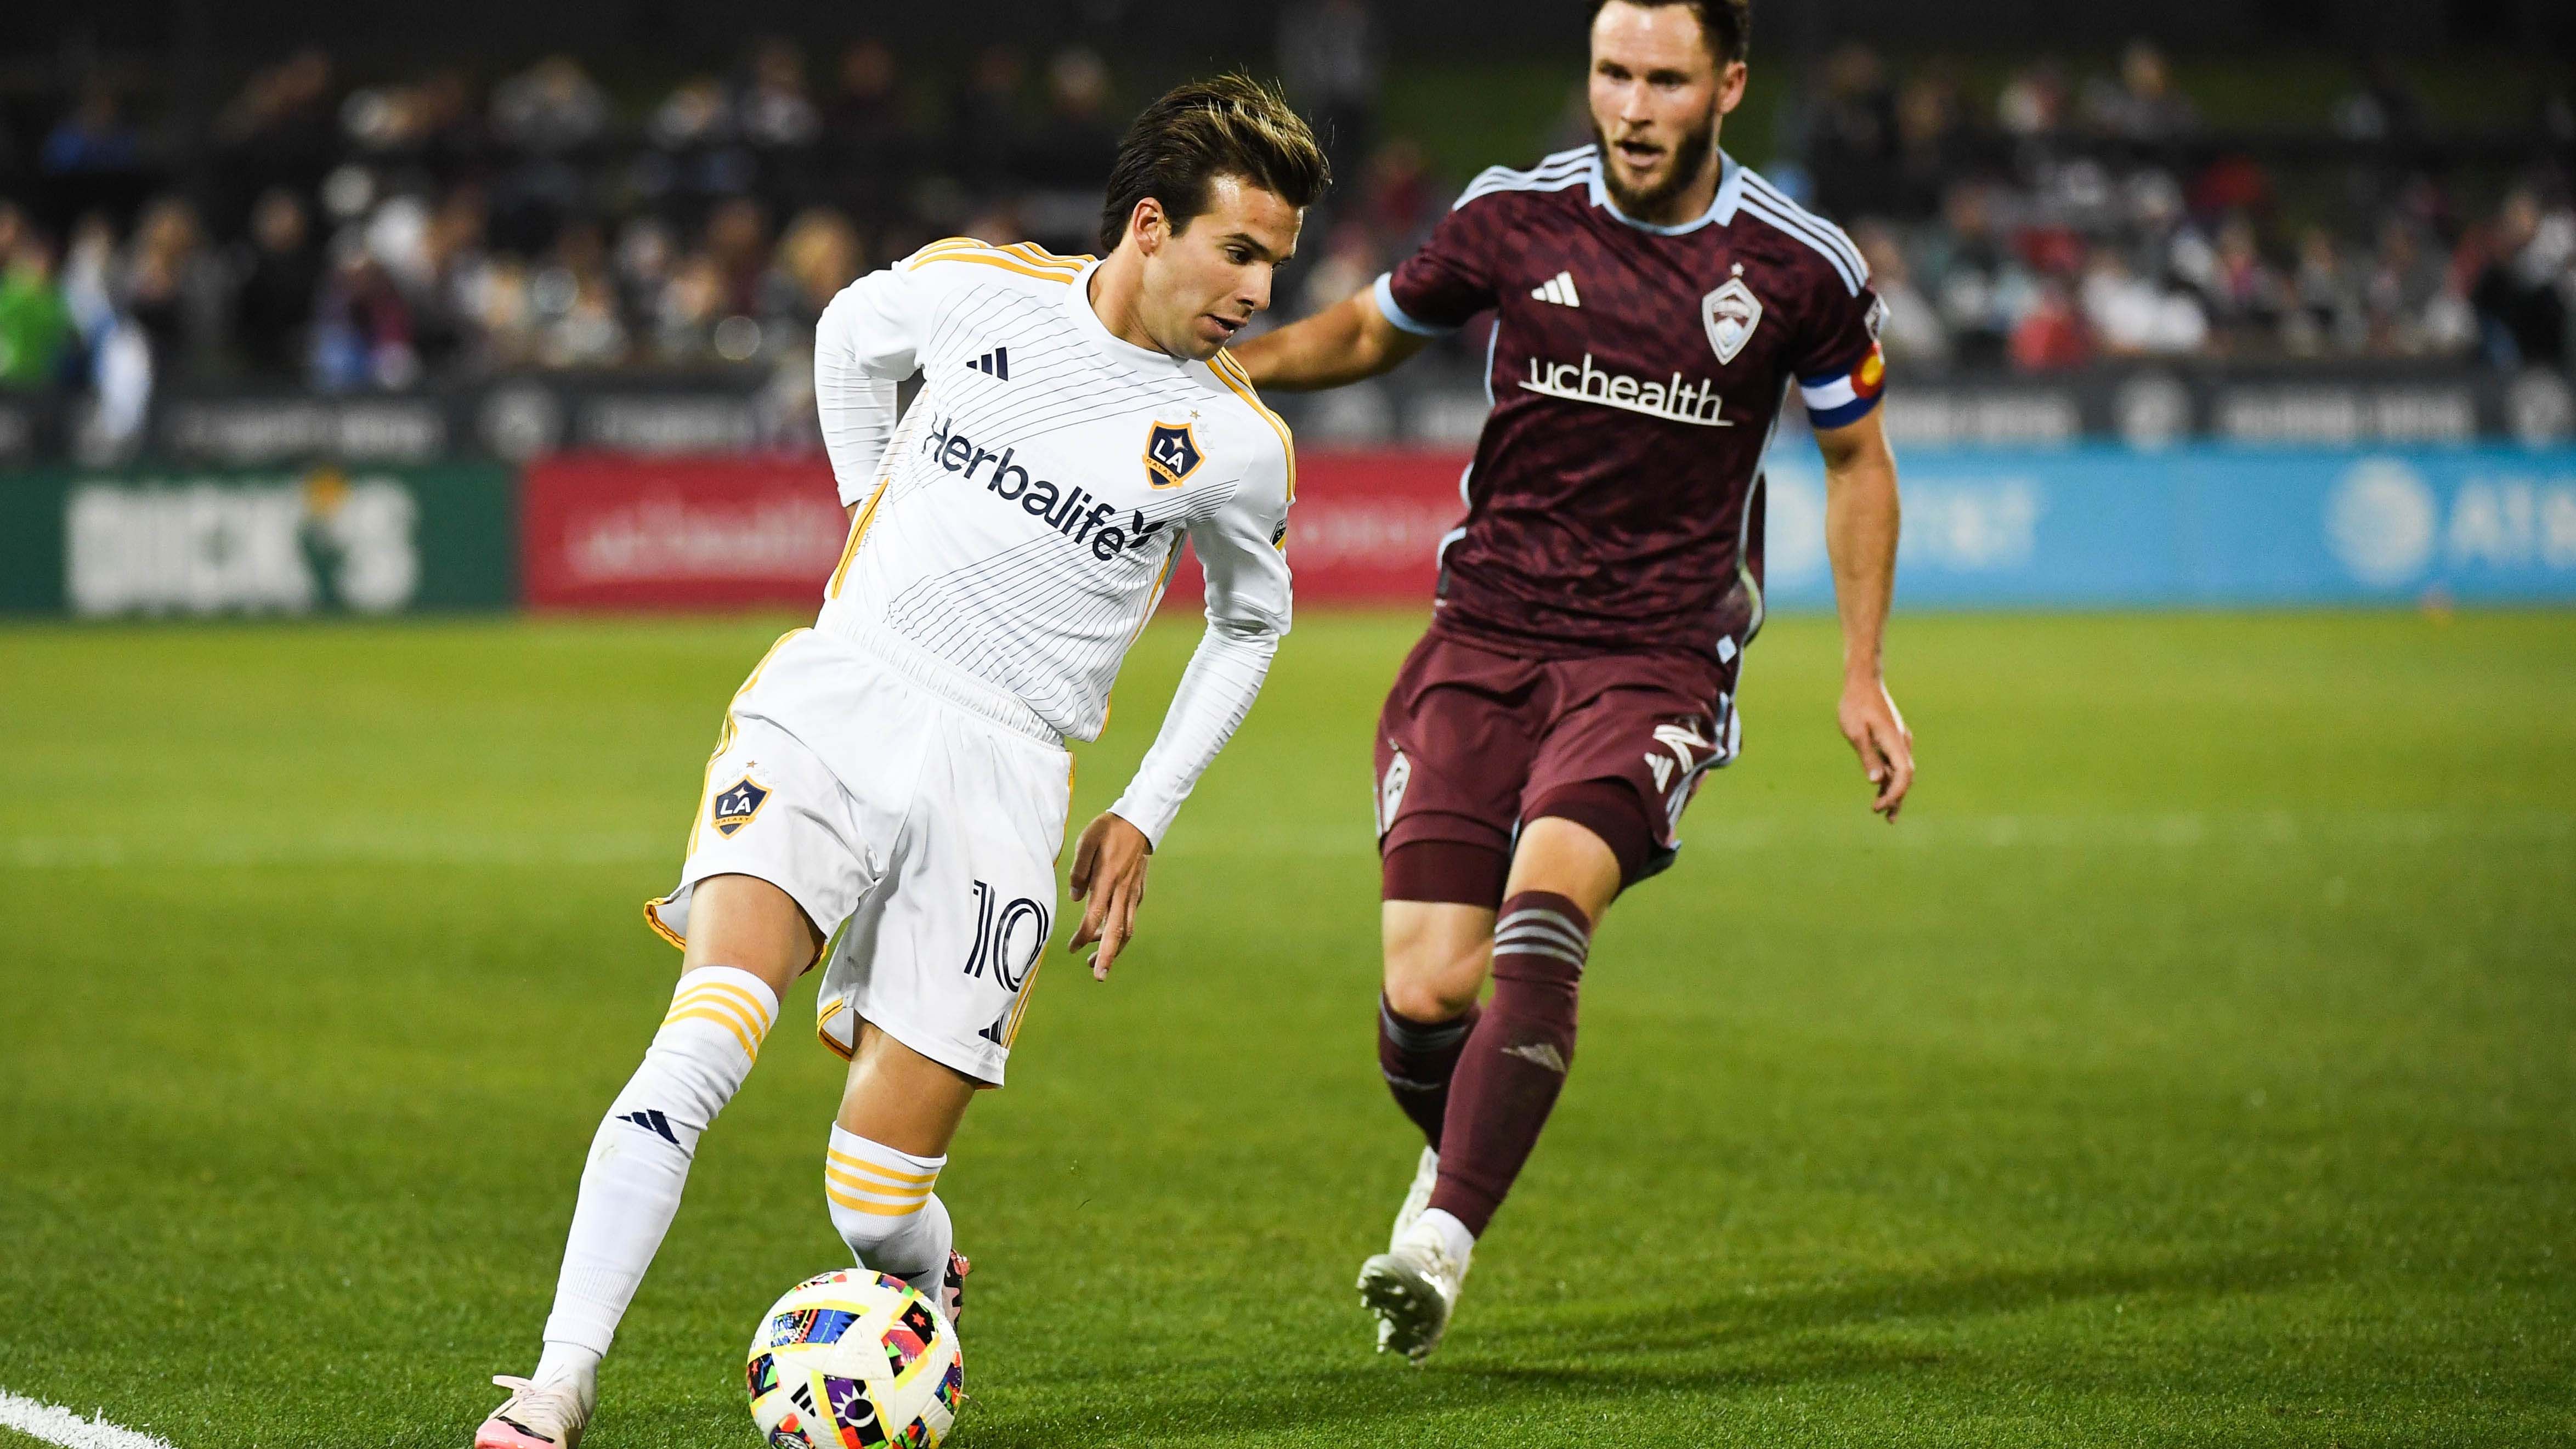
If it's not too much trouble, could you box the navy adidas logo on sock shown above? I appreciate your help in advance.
[619,1108,678,1144]
[967,346,1009,380]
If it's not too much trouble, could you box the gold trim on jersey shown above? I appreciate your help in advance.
[1122,536,1182,656]
[643,898,687,952]
[1001,957,1046,1048]
[648,627,812,949]
[830,478,891,598]
[1210,351,1296,501]
[815,994,856,1060]
[903,236,1093,285]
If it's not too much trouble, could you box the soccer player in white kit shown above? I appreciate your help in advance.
[474,76,1326,1448]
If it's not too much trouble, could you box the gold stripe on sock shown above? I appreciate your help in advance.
[659,984,757,1042]
[663,1006,759,1061]
[826,1184,930,1215]
[825,1150,938,1185]
[669,980,774,1031]
[826,1162,935,1195]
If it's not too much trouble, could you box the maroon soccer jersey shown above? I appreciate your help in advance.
[1377,145,1887,659]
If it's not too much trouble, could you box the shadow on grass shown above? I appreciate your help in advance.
[959,1249,2325,1446]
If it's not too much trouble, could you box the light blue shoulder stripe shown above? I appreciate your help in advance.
[1737,174,1867,293]
[1371,273,1450,337]
[1453,145,1598,211]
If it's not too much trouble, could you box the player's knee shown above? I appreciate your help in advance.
[1382,901,1495,1021]
[1384,969,1480,1024]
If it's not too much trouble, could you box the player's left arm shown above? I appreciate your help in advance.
[1071,442,1295,979]
[1814,405,1913,821]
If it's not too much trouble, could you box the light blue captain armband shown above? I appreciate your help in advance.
[1373,273,1452,338]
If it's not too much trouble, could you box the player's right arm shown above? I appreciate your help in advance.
[1230,285,1426,390]
[1815,405,1912,822]
[1232,188,1503,391]
[814,251,944,513]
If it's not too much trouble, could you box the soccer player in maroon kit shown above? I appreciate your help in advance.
[1232,0,1916,1360]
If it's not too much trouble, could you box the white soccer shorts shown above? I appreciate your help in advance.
[646,629,1071,1085]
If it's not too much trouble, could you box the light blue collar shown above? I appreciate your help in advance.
[1588,149,1743,235]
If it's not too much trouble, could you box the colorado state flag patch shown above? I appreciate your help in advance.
[711,777,770,837]
[1797,341,1886,429]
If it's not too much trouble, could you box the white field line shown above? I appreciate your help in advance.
[0,1390,180,1449]
[2,809,2567,870]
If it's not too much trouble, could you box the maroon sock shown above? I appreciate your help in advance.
[1378,995,1480,1148]
[1428,891,1589,1237]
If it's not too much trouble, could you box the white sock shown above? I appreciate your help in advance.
[1412,1207,1476,1265]
[825,1125,953,1299]
[536,966,779,1377]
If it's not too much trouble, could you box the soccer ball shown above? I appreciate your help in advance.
[745,1269,964,1448]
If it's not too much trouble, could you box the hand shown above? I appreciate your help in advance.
[1838,677,1915,822]
[1067,812,1152,981]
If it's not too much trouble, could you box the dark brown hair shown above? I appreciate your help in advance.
[1588,0,1753,66]
[1097,73,1331,253]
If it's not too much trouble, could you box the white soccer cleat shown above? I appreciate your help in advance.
[1388,1146,1439,1253]
[473,1373,595,1449]
[1357,1216,1471,1365]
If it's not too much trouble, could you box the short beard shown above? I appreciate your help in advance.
[1593,112,1719,222]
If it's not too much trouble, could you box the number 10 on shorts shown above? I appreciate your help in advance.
[961,880,1050,993]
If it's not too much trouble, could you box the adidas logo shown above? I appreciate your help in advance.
[967,347,1010,380]
[1530,271,1581,307]
[619,1108,679,1145]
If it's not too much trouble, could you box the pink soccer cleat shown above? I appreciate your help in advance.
[938,1249,971,1329]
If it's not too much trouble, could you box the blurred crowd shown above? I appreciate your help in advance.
[2,19,2572,446]
[1397,37,2576,377]
[1773,42,2575,373]
[0,38,1142,412]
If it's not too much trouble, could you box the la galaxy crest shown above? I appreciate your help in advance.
[1702,273,1763,365]
[710,774,770,838]
[1144,421,1203,489]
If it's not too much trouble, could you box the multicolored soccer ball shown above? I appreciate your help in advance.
[745,1269,964,1448]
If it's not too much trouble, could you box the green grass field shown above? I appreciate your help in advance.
[2,609,2572,1448]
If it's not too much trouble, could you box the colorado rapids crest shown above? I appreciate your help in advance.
[1702,275,1763,365]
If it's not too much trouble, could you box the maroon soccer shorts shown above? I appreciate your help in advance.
[1373,628,1741,908]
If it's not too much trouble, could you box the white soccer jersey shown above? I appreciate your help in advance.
[808,238,1296,845]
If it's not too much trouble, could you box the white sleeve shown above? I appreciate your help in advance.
[813,264,937,507]
[1107,439,1295,848]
